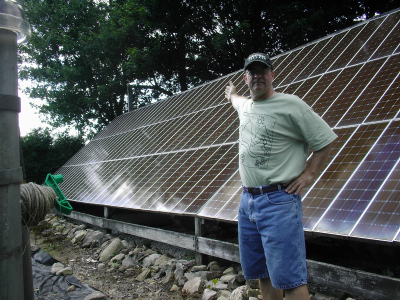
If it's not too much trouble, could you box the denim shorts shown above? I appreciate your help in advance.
[238,187,307,290]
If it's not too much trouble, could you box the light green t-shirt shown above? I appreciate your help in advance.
[231,93,337,187]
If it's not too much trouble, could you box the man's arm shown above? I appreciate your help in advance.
[225,81,247,103]
[285,143,333,195]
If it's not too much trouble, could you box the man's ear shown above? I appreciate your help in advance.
[243,73,248,84]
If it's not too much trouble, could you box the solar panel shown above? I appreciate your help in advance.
[56,9,400,243]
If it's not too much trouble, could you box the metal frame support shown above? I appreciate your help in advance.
[194,217,205,265]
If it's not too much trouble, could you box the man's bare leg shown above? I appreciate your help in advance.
[259,277,283,300]
[284,284,310,300]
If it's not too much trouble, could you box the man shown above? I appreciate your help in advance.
[225,53,337,300]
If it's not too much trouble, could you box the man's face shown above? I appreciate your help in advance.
[243,62,275,100]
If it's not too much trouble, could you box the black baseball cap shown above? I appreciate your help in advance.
[244,53,273,70]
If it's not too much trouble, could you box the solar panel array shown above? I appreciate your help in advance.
[56,9,400,243]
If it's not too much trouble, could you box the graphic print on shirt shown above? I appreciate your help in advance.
[239,112,276,169]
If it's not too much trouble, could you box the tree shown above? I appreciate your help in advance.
[21,128,84,183]
[19,0,399,138]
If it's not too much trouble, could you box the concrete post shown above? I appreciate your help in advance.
[0,28,25,300]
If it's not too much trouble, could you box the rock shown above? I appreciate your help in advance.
[230,285,247,300]
[170,284,179,292]
[223,267,236,275]
[67,285,76,292]
[110,253,125,264]
[154,254,174,266]
[182,277,205,294]
[246,279,259,289]
[142,253,162,267]
[192,265,208,272]
[51,262,65,274]
[99,238,123,262]
[83,291,107,300]
[203,288,218,300]
[227,275,245,290]
[136,267,151,281]
[122,256,136,268]
[185,271,210,281]
[82,230,107,248]
[217,290,232,299]
[56,266,73,276]
[244,288,261,299]
[220,274,237,283]
[71,230,87,244]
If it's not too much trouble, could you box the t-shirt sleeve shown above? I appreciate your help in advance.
[297,108,338,152]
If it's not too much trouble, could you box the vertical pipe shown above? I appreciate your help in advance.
[0,28,25,299]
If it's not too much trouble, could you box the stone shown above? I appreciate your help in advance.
[170,284,179,292]
[51,262,65,274]
[122,256,136,268]
[82,230,107,248]
[244,288,261,299]
[71,230,87,244]
[185,271,210,281]
[110,253,125,264]
[192,265,208,272]
[99,238,123,262]
[136,267,151,281]
[222,267,236,275]
[230,285,247,300]
[220,274,236,283]
[182,277,205,294]
[154,254,174,266]
[202,288,217,300]
[67,285,76,292]
[217,290,232,299]
[142,253,162,267]
[56,266,73,276]
[83,291,107,300]
[246,279,259,289]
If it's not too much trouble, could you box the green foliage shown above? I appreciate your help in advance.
[21,128,84,183]
[19,0,399,137]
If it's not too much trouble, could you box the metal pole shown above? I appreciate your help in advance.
[0,28,25,300]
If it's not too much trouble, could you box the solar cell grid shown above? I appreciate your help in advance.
[274,46,311,87]
[183,150,238,215]
[338,55,399,127]
[349,14,397,66]
[277,44,317,86]
[140,149,208,210]
[371,12,400,59]
[323,58,387,127]
[313,25,365,75]
[312,66,362,120]
[127,152,180,209]
[56,9,399,243]
[200,108,238,146]
[294,38,331,81]
[302,127,356,229]
[198,171,242,219]
[350,149,400,240]
[309,32,348,77]
[148,149,215,212]
[312,122,390,234]
[365,55,400,123]
[328,18,384,71]
[165,145,235,214]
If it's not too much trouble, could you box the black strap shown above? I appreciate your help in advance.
[0,94,21,112]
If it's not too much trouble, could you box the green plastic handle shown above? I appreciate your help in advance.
[44,173,73,215]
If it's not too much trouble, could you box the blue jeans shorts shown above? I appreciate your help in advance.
[238,186,307,290]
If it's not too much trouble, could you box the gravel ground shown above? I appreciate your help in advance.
[30,222,203,300]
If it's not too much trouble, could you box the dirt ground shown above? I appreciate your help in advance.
[30,223,203,300]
